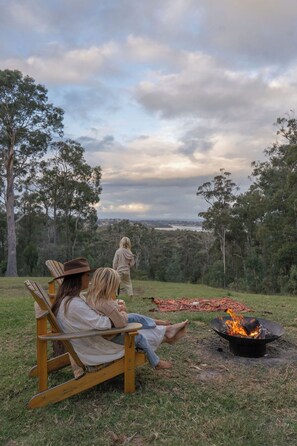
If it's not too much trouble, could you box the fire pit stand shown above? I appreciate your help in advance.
[228,338,267,358]
[210,316,284,358]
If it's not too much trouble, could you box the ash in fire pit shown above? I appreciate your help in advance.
[210,310,284,358]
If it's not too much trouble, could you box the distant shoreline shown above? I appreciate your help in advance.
[155,225,203,232]
[98,218,203,227]
[97,218,204,232]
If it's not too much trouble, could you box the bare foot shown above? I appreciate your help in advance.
[155,359,172,370]
[164,320,188,342]
[154,319,171,326]
[169,325,187,343]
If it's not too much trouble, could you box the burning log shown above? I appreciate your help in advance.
[224,309,270,339]
[242,318,261,336]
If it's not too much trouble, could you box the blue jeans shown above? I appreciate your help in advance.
[112,314,160,368]
[127,313,156,329]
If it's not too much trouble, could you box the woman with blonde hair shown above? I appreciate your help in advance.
[86,267,188,370]
[112,236,135,297]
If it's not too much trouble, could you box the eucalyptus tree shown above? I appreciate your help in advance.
[229,190,266,292]
[0,69,63,276]
[0,204,6,271]
[37,139,102,258]
[249,115,297,292]
[197,169,239,287]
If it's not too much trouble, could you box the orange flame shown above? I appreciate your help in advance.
[225,309,261,338]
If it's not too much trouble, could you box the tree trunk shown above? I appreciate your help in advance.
[5,143,18,276]
[219,228,226,288]
[53,194,57,245]
[71,217,79,258]
[65,182,70,258]
[65,209,70,258]
[222,232,226,288]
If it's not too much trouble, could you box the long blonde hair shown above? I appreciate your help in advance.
[119,236,131,250]
[86,267,120,306]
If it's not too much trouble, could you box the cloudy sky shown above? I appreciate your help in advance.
[1,0,297,220]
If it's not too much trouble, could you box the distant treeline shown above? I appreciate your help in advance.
[0,215,209,284]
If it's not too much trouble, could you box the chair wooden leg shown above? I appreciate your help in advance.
[28,360,125,408]
[36,319,48,392]
[37,341,48,392]
[124,331,137,393]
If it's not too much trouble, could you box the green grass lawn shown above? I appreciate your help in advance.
[1,277,297,446]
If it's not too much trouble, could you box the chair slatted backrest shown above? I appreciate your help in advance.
[45,260,64,301]
[25,280,84,368]
[46,259,64,285]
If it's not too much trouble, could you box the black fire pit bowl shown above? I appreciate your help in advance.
[210,316,284,358]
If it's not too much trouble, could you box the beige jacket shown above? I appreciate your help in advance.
[113,247,135,273]
[90,299,128,328]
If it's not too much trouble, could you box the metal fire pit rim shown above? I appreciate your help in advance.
[210,315,284,346]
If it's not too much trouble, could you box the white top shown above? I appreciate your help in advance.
[56,297,125,365]
[56,296,166,365]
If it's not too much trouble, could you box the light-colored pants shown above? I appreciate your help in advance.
[119,271,133,296]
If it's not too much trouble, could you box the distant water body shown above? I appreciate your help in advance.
[155,225,203,232]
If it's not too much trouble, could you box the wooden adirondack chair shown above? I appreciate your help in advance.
[25,280,146,409]
[45,259,64,301]
[45,260,66,356]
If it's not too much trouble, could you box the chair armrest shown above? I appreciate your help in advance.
[38,322,142,341]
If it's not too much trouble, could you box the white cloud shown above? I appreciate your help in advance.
[97,202,151,214]
[1,42,119,84]
[125,35,186,69]
[134,52,291,121]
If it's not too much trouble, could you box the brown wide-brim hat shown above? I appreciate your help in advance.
[54,257,97,280]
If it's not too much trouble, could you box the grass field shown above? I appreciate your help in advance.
[1,277,297,446]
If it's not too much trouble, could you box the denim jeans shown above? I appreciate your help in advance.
[127,313,156,329]
[112,314,160,368]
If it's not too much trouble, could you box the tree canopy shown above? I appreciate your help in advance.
[0,69,103,276]
[0,69,64,275]
[197,115,297,294]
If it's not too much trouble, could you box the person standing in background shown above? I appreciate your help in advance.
[113,236,135,297]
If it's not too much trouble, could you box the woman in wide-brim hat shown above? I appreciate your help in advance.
[51,257,188,368]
